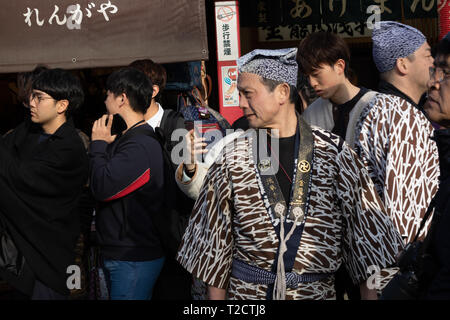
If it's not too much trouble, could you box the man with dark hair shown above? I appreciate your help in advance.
[354,21,439,246]
[129,59,193,300]
[424,36,450,129]
[177,48,402,300]
[89,67,165,300]
[297,31,379,300]
[129,59,185,157]
[129,60,166,102]
[16,65,49,109]
[421,33,450,299]
[2,66,49,138]
[0,68,88,299]
[297,32,376,148]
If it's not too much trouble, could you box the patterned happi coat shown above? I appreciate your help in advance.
[177,126,403,300]
[354,94,440,243]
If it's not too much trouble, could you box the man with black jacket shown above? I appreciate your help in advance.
[129,59,193,300]
[0,68,88,299]
[89,67,165,300]
[129,59,185,152]
[422,34,450,299]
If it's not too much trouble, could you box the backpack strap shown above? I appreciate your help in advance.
[160,109,177,139]
[160,109,170,131]
[160,109,185,153]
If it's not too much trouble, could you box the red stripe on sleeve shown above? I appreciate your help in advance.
[104,169,150,201]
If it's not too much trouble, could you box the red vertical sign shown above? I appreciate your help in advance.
[439,0,450,40]
[215,1,243,126]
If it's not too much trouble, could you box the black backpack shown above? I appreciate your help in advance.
[148,111,194,258]
[159,109,184,159]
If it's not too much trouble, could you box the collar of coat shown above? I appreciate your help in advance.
[433,128,450,183]
[378,80,433,128]
[13,118,77,151]
[27,117,76,138]
[378,80,419,108]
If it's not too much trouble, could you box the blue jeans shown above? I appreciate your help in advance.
[103,257,165,300]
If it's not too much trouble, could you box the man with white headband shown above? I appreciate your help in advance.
[176,48,402,300]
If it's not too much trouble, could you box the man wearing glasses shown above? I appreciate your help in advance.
[426,51,450,129]
[0,68,88,299]
[421,34,450,299]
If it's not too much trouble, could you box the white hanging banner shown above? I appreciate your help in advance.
[215,1,240,62]
[215,1,242,125]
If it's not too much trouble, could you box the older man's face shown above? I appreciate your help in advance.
[424,54,450,127]
[237,72,282,129]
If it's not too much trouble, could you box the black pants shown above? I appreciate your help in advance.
[335,266,361,300]
[152,258,192,300]
[31,280,67,300]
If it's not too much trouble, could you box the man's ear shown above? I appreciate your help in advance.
[119,93,127,107]
[56,100,69,115]
[152,85,160,100]
[334,59,346,76]
[395,58,408,75]
[276,83,290,104]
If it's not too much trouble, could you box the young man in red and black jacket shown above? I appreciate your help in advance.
[129,59,194,300]
[89,67,165,300]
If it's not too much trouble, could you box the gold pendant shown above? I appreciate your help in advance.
[298,160,311,173]
[258,158,271,172]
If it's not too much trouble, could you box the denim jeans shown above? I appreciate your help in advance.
[103,257,165,300]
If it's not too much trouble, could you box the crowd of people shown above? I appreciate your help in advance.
[0,20,449,300]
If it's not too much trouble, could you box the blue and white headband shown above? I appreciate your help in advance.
[237,48,298,87]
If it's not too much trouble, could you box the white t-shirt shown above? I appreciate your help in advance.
[146,103,164,129]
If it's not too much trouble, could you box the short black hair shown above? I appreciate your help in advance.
[297,32,350,78]
[32,68,84,117]
[129,59,166,102]
[106,67,153,114]
[17,65,49,106]
[434,37,450,67]
[297,73,318,106]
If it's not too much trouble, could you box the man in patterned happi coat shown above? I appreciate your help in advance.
[176,48,403,300]
[354,21,440,244]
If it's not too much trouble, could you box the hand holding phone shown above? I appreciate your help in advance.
[107,113,127,136]
[92,114,123,144]
[185,120,222,152]
[184,128,207,170]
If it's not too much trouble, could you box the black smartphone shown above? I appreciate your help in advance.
[184,120,194,131]
[106,114,127,136]
[199,122,222,151]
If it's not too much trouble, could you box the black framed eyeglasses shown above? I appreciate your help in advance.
[429,66,450,83]
[30,91,55,103]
